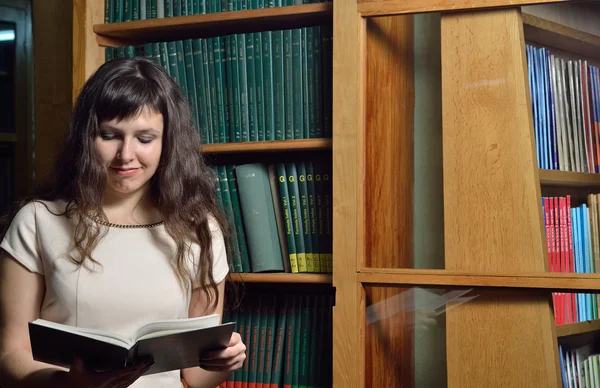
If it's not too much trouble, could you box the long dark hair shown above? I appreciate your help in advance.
[1,57,232,312]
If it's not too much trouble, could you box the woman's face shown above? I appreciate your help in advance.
[95,106,164,199]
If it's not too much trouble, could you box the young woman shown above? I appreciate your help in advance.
[0,57,245,388]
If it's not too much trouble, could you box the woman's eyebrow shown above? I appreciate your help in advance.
[100,125,162,135]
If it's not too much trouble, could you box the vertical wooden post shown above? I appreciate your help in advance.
[441,8,560,387]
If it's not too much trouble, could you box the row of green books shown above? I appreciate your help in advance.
[220,293,333,388]
[212,161,332,274]
[105,0,331,24]
[106,27,333,144]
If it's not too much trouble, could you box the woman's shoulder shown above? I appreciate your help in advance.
[11,200,70,225]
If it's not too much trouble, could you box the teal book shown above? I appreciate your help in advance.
[227,165,251,273]
[218,166,242,273]
[235,164,284,272]
[296,162,313,272]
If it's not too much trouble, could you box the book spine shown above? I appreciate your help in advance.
[286,163,307,272]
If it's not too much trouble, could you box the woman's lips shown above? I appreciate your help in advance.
[110,167,140,177]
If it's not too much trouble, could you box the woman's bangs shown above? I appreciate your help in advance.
[96,76,163,123]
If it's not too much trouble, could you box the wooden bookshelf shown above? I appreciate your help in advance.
[201,138,332,155]
[228,273,332,283]
[0,134,17,143]
[557,319,600,338]
[94,3,333,47]
[538,169,600,188]
[522,12,600,60]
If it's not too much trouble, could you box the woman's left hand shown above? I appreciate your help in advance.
[198,332,246,373]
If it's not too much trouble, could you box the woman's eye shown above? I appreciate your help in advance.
[100,133,115,140]
[138,137,153,144]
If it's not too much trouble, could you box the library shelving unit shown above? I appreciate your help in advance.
[73,1,335,387]
[526,6,600,356]
[72,0,600,387]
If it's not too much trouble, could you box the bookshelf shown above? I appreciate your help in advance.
[78,2,335,387]
[202,138,332,155]
[557,319,600,338]
[73,1,600,387]
[228,273,332,283]
[539,169,600,188]
[94,3,332,46]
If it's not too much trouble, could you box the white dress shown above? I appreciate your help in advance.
[0,200,229,388]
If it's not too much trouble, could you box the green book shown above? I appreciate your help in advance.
[105,0,114,23]
[115,0,124,22]
[262,31,275,141]
[227,165,251,273]
[306,162,320,273]
[297,162,313,273]
[283,30,294,140]
[249,298,261,386]
[175,40,189,100]
[132,0,140,20]
[254,33,265,141]
[306,27,316,139]
[271,296,288,387]
[273,30,285,140]
[257,295,269,387]
[229,35,242,142]
[201,39,215,143]
[192,39,209,143]
[207,38,220,143]
[218,165,242,273]
[283,295,297,388]
[313,26,323,138]
[165,0,174,16]
[232,306,245,385]
[298,295,311,388]
[302,28,310,139]
[212,37,227,142]
[286,163,307,272]
[292,296,302,387]
[246,33,258,141]
[150,43,161,65]
[242,302,252,385]
[166,41,180,84]
[105,48,115,62]
[238,34,249,142]
[292,28,304,139]
[321,26,332,138]
[277,164,298,273]
[124,0,132,21]
[183,39,199,131]
[158,42,168,71]
[151,0,157,18]
[263,294,277,387]
[235,164,285,272]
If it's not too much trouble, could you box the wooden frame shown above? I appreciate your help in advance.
[72,0,600,387]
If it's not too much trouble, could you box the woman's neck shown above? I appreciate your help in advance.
[101,188,162,225]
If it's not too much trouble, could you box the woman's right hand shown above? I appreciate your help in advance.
[64,356,154,388]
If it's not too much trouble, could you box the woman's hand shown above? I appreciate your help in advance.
[198,332,246,373]
[63,356,154,388]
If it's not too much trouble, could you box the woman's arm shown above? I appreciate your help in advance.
[182,280,246,388]
[0,251,68,387]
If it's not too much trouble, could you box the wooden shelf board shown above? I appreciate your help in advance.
[0,133,17,143]
[538,169,600,188]
[557,319,600,338]
[201,138,332,155]
[228,273,332,284]
[94,4,333,47]
[522,13,600,60]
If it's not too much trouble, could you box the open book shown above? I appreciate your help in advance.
[28,315,235,375]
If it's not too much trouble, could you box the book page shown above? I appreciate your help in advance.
[133,314,221,342]
[31,319,132,348]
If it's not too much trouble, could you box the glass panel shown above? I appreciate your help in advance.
[364,286,600,387]
[364,2,600,271]
[363,13,444,270]
[0,21,15,133]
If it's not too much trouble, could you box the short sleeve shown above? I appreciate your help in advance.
[0,202,44,275]
[209,218,229,284]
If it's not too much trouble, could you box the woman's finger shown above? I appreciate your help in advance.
[202,341,246,361]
